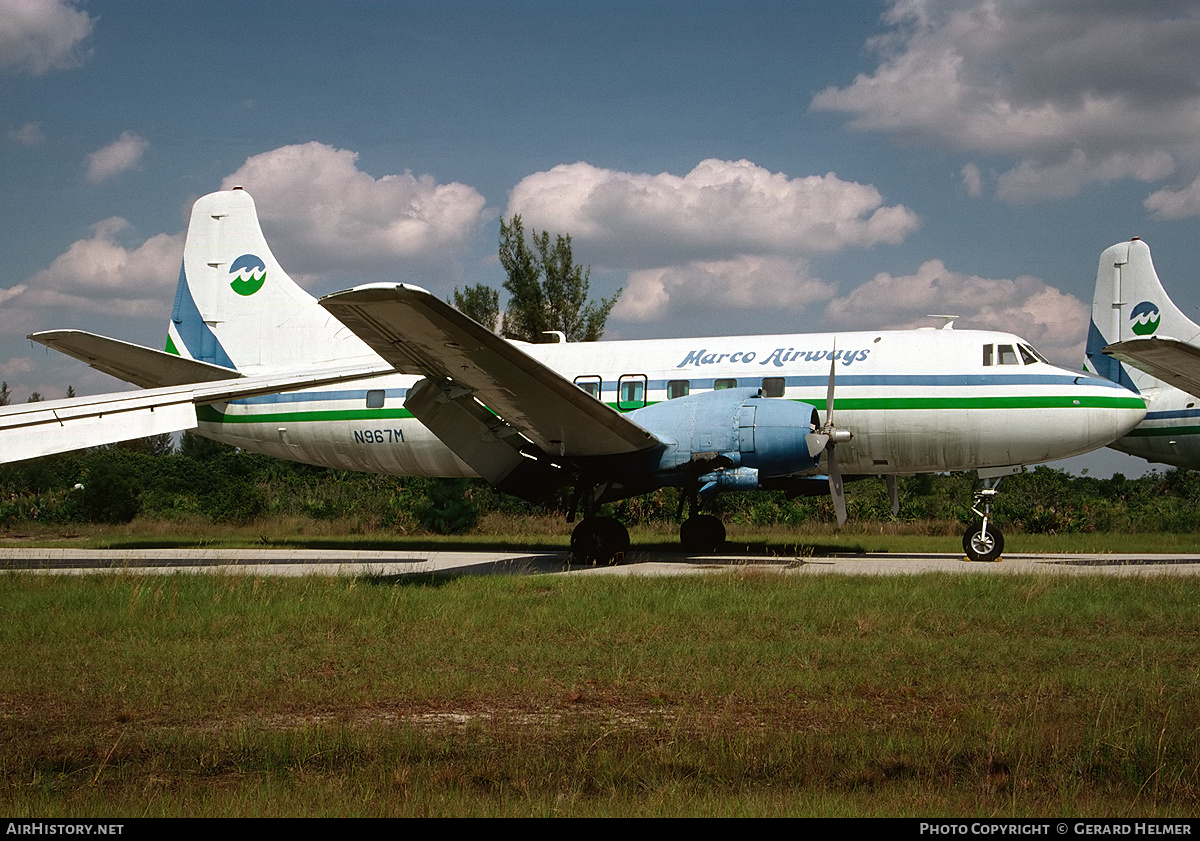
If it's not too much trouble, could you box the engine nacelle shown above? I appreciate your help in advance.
[627,387,822,485]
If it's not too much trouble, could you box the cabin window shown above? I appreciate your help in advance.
[365,390,385,409]
[714,378,737,390]
[618,375,647,410]
[574,375,602,399]
[667,380,690,399]
[998,344,1018,365]
[761,377,785,398]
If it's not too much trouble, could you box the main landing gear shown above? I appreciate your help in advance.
[963,476,1004,562]
[676,485,727,555]
[570,516,630,564]
[679,513,726,554]
[568,484,731,564]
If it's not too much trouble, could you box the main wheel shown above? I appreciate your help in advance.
[962,521,1004,562]
[570,516,630,564]
[680,514,726,554]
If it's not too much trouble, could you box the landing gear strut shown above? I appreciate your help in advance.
[963,477,1004,562]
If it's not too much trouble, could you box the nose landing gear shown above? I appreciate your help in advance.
[963,476,1005,562]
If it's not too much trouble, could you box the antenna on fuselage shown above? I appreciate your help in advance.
[927,314,959,330]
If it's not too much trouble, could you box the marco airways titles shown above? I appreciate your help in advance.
[677,346,872,369]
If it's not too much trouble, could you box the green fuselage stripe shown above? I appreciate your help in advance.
[198,393,1142,425]
[1125,425,1200,438]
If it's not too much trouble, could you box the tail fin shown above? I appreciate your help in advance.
[1085,238,1200,393]
[166,188,373,372]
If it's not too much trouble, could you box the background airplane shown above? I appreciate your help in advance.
[1087,238,1200,470]
[11,189,1146,562]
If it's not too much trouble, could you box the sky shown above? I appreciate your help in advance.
[3,0,1200,478]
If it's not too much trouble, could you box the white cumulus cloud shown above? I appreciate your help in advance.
[220,142,489,281]
[510,158,918,324]
[1145,176,1200,221]
[1,217,182,335]
[615,256,836,323]
[84,132,149,184]
[508,159,919,268]
[0,0,93,75]
[823,258,1088,364]
[812,0,1200,205]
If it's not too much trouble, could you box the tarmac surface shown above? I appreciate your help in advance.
[4,546,1200,580]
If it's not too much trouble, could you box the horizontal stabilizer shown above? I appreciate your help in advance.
[0,361,393,464]
[319,284,660,458]
[1103,338,1200,399]
[29,330,239,388]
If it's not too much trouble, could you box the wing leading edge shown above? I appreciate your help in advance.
[318,284,660,459]
[319,284,661,500]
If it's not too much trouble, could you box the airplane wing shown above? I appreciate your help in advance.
[1103,337,1200,398]
[0,362,392,464]
[318,283,660,459]
[28,329,239,388]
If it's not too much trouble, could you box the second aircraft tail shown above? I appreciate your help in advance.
[1085,238,1200,393]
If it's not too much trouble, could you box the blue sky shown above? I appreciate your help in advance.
[3,0,1200,477]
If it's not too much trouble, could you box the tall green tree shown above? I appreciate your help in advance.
[498,214,620,342]
[450,283,501,331]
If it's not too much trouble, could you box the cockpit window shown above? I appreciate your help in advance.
[1021,344,1049,364]
[983,343,1027,366]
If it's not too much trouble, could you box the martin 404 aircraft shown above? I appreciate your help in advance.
[1087,237,1200,469]
[4,189,1146,561]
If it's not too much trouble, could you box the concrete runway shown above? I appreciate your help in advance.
[4,546,1200,580]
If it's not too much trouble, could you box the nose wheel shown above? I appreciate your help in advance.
[963,477,1004,562]
[963,521,1004,562]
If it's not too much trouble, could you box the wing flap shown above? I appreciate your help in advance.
[318,284,660,458]
[1103,338,1200,398]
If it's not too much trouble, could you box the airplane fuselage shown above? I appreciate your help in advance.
[198,326,1145,483]
[1108,385,1200,469]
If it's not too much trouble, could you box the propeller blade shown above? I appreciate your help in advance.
[828,444,847,527]
[825,340,837,425]
[886,475,899,517]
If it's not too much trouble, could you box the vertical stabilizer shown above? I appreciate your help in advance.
[1086,238,1200,393]
[166,188,374,372]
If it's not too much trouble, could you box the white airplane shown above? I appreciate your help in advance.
[9,188,1145,561]
[1087,237,1200,469]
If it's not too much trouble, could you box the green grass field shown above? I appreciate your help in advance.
[2,567,1198,817]
[11,513,1200,556]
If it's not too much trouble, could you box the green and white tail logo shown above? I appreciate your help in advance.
[1130,301,1160,336]
[229,254,267,296]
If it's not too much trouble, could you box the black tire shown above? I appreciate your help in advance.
[680,514,726,554]
[570,516,630,564]
[962,521,1004,562]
